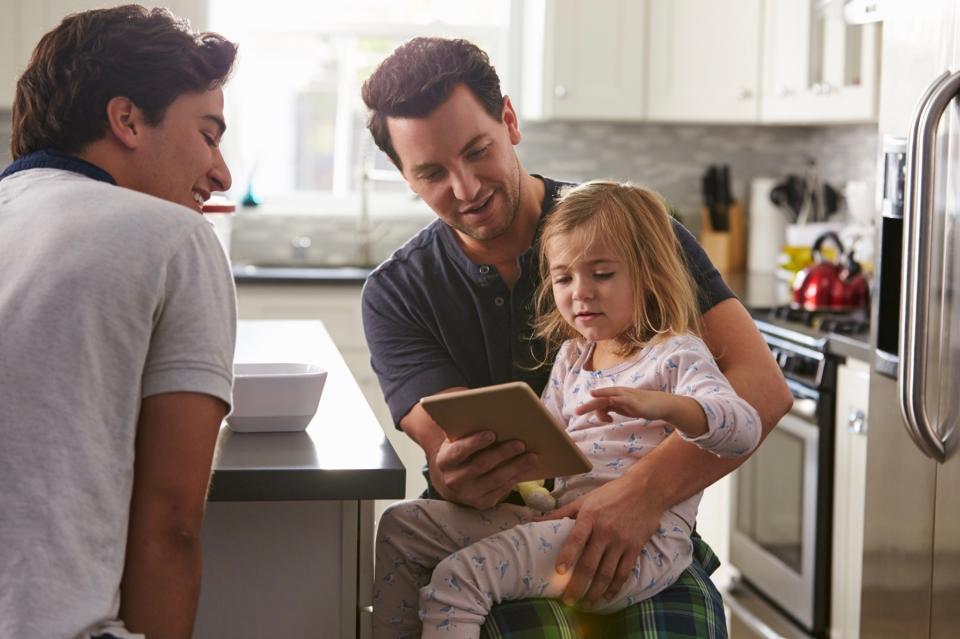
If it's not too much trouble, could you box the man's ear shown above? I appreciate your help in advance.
[502,95,522,146]
[104,96,143,150]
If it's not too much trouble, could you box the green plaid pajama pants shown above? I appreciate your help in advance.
[418,472,726,639]
[478,532,726,639]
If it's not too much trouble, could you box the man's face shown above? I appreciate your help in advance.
[133,88,231,212]
[387,84,522,242]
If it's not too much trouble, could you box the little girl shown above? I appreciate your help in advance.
[372,181,761,639]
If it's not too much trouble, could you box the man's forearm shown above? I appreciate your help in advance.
[622,433,746,513]
[120,522,204,638]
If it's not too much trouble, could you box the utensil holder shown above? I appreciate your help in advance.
[700,202,746,274]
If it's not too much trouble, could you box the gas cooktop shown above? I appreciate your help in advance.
[749,305,871,348]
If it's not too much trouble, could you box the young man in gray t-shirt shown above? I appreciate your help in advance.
[0,8,239,639]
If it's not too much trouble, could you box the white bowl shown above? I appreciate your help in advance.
[227,363,327,432]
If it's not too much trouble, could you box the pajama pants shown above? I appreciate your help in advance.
[372,499,694,639]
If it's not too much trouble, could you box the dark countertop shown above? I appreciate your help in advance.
[208,320,405,502]
[232,264,373,284]
[727,272,871,363]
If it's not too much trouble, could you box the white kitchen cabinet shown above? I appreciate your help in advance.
[646,0,762,123]
[235,282,427,504]
[761,0,880,123]
[0,3,18,110]
[1,0,208,110]
[830,357,869,639]
[520,0,647,121]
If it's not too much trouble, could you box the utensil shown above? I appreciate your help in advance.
[791,231,868,310]
[715,165,733,231]
[792,231,844,309]
[702,166,722,230]
[770,175,804,222]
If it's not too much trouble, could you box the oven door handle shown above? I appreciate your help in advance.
[777,409,820,441]
[789,397,818,422]
[899,69,960,463]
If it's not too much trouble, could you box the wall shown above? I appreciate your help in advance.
[518,120,878,232]
[0,107,877,231]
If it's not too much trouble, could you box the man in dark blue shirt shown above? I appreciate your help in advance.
[361,37,791,638]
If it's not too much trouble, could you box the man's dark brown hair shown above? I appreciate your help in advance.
[361,37,504,169]
[10,4,238,159]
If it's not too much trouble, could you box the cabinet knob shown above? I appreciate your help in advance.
[738,88,754,100]
[847,409,867,434]
[291,235,312,261]
[554,85,568,98]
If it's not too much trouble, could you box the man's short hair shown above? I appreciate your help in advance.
[361,37,504,169]
[11,4,238,159]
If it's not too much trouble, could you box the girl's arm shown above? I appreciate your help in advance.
[577,336,761,457]
[576,388,708,438]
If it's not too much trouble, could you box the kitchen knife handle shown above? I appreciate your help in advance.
[899,69,960,463]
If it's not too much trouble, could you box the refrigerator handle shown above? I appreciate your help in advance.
[899,69,960,463]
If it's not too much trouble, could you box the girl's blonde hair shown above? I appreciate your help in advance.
[533,180,702,359]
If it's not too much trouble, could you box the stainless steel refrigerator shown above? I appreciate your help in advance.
[863,0,960,636]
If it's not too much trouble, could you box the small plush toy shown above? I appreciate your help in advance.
[514,480,556,512]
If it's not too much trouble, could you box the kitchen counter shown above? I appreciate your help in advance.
[232,263,373,284]
[209,320,404,501]
[196,319,400,638]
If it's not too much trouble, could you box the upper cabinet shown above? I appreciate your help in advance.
[0,3,18,110]
[1,1,208,111]
[520,0,647,121]
[517,0,881,125]
[646,0,763,123]
[761,0,880,123]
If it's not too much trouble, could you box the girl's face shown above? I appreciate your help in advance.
[547,233,635,345]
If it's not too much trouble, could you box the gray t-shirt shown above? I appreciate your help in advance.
[0,168,236,638]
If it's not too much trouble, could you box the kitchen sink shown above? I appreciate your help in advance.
[229,211,432,268]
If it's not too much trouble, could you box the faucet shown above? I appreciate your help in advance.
[359,150,408,265]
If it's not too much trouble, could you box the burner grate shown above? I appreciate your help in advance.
[767,306,869,335]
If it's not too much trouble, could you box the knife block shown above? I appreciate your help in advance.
[700,202,745,274]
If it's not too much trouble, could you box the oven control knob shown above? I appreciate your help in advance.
[773,349,788,368]
[782,353,801,373]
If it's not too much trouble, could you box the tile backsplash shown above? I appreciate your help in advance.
[0,107,876,232]
[518,120,878,230]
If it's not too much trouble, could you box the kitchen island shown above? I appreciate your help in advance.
[194,320,404,639]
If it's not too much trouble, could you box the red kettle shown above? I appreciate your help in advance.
[792,231,869,311]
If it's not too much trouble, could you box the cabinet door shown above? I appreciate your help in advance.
[761,0,880,123]
[830,358,869,639]
[0,2,21,110]
[521,0,646,121]
[1,1,210,111]
[646,0,762,123]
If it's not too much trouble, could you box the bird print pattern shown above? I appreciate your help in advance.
[372,334,761,639]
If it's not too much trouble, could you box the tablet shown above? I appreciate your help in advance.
[420,381,592,481]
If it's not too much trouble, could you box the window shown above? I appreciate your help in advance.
[209,0,513,211]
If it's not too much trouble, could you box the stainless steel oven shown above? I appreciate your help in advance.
[730,314,838,638]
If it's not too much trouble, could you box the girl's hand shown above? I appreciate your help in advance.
[575,386,671,423]
[576,386,708,439]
